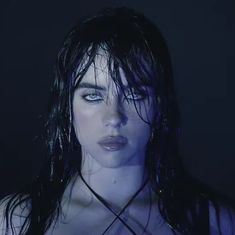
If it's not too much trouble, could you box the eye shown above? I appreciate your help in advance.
[82,93,103,102]
[125,92,147,101]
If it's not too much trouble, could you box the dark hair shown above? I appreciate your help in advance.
[1,7,223,235]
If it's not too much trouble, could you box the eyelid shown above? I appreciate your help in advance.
[125,90,147,100]
[81,92,103,102]
[81,89,148,103]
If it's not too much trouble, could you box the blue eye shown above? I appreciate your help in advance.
[82,93,103,102]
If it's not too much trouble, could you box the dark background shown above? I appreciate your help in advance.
[0,0,234,201]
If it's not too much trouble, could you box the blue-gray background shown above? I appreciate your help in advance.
[0,0,234,201]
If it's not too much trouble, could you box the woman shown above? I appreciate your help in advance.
[1,7,234,235]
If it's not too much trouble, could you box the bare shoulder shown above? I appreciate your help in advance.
[0,194,30,235]
[209,200,235,235]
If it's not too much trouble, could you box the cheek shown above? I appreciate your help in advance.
[125,100,155,124]
[125,103,155,145]
[130,121,151,142]
[72,103,97,143]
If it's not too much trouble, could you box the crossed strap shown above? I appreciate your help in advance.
[79,172,150,235]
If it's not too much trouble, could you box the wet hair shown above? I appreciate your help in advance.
[1,7,224,235]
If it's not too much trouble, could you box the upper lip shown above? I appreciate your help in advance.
[98,135,128,145]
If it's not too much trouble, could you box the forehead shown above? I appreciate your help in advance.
[80,53,128,88]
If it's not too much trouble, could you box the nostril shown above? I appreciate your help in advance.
[103,107,127,128]
[106,112,122,127]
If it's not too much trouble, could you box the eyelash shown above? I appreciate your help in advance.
[125,93,147,101]
[81,92,147,103]
[82,93,103,102]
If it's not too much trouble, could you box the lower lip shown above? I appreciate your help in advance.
[99,143,127,151]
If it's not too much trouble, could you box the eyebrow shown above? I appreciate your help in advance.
[77,82,150,91]
[78,82,106,90]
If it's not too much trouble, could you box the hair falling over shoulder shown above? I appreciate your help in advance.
[1,7,226,235]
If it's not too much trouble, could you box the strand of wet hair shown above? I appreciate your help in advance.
[79,172,148,235]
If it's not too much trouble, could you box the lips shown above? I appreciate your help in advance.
[98,136,128,151]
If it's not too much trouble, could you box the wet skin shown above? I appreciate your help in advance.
[72,54,156,170]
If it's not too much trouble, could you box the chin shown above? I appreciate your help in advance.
[93,151,141,169]
[94,156,130,168]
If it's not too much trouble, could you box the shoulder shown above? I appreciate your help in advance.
[0,194,30,235]
[209,200,235,235]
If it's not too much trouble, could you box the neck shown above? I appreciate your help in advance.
[70,152,149,208]
[84,167,147,202]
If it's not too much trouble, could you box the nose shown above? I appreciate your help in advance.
[103,100,127,128]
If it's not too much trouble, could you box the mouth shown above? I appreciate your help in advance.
[98,136,128,151]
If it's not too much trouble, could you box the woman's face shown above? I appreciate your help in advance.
[72,54,156,168]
